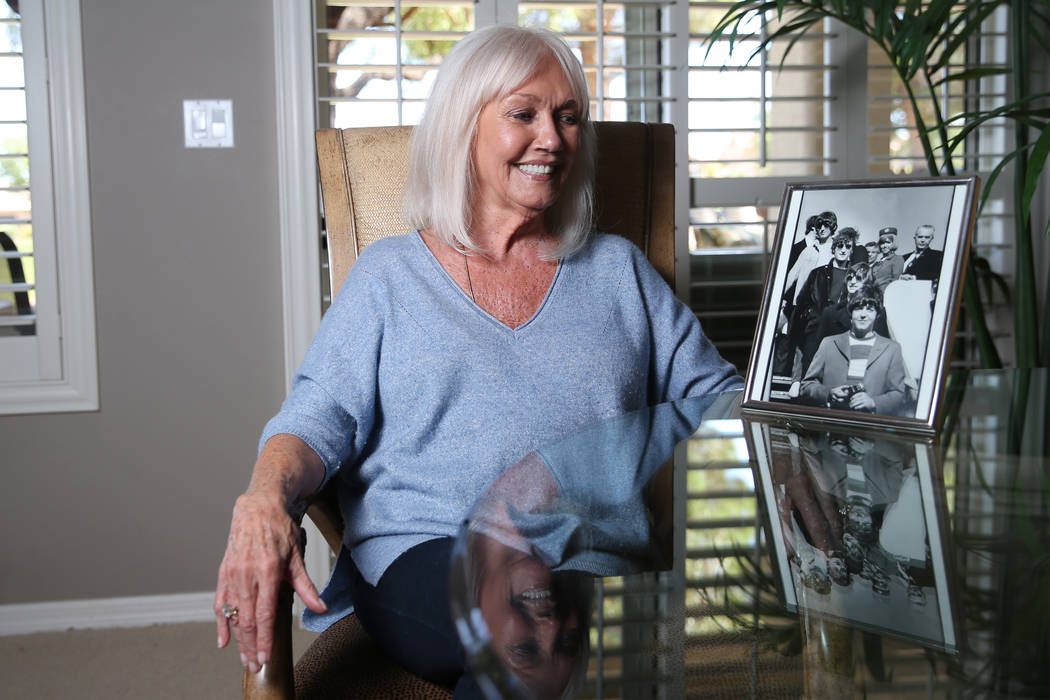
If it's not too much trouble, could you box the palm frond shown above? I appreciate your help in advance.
[977,147,1020,217]
[929,2,1002,73]
[972,256,1012,306]
[1021,125,1050,237]
[931,66,1012,89]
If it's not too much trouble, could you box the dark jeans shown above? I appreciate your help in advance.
[348,537,483,699]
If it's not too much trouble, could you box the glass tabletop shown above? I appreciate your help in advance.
[449,369,1050,699]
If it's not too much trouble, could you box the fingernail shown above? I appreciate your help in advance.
[217,637,223,648]
[249,662,261,674]
[240,653,248,667]
[257,652,267,667]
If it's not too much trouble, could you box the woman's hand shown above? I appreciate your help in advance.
[214,434,327,673]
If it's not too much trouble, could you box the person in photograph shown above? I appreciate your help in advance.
[818,210,837,239]
[787,215,823,270]
[899,224,943,281]
[815,268,890,342]
[773,214,832,376]
[783,214,834,306]
[864,240,880,261]
[799,290,908,416]
[839,226,869,264]
[786,231,857,394]
[870,227,904,292]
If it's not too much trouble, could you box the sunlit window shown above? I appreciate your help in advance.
[0,5,33,337]
[316,3,475,128]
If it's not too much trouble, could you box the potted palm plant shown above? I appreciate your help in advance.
[706,0,1050,368]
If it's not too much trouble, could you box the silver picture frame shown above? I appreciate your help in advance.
[741,176,979,434]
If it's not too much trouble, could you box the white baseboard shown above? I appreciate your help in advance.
[0,591,215,636]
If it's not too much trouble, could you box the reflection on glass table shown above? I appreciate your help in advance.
[449,369,1049,699]
[747,421,956,652]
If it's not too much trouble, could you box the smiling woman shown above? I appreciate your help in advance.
[216,24,741,695]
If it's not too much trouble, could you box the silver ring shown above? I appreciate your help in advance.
[221,603,239,620]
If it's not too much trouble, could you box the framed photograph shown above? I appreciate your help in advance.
[746,418,959,652]
[741,177,979,434]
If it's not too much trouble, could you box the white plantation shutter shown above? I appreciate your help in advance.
[0,0,97,414]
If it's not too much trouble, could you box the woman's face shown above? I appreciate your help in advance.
[472,59,581,227]
[879,238,893,254]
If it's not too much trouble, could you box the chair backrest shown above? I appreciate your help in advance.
[310,122,676,555]
[315,122,675,299]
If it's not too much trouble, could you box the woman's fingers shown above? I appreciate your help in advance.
[287,546,327,614]
[253,578,279,668]
[213,589,232,649]
[215,505,279,672]
[230,582,259,671]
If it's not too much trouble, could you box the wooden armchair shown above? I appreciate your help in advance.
[243,121,675,700]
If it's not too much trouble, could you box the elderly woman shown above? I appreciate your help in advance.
[214,25,739,695]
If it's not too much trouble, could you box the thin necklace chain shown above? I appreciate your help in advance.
[463,252,477,302]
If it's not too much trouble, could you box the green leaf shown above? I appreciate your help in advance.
[973,256,1012,305]
[932,66,1012,88]
[929,3,1000,73]
[1021,124,1050,231]
[978,149,1019,217]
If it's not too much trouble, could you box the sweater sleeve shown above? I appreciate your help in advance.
[625,245,743,401]
[259,254,389,487]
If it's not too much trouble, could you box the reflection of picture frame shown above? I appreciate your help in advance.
[746,419,958,652]
[742,177,978,434]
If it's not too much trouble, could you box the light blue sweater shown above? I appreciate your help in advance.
[260,231,740,628]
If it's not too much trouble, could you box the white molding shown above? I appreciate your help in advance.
[0,0,98,415]
[272,0,330,589]
[0,592,214,636]
[272,0,321,384]
[666,0,691,301]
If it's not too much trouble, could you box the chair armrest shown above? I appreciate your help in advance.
[241,484,339,700]
[241,583,295,700]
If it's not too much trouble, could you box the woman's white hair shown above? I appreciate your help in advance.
[403,25,595,259]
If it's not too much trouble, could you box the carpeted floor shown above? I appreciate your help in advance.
[0,622,318,699]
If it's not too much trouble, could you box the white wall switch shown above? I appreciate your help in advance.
[183,99,234,148]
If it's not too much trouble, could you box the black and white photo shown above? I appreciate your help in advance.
[743,178,978,433]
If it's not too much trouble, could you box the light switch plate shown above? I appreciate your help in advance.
[183,99,234,148]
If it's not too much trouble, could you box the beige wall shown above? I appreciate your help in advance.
[0,0,288,604]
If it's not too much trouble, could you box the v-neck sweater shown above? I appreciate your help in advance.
[260,231,740,627]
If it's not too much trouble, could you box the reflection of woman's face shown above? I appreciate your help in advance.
[478,543,582,698]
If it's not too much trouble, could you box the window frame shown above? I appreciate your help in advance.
[0,0,97,415]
